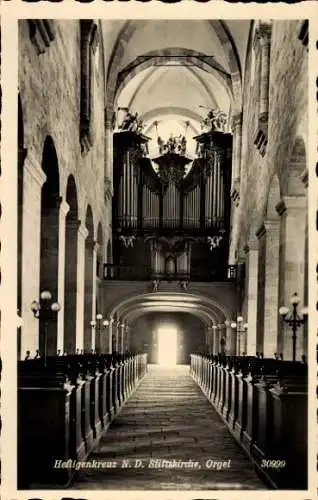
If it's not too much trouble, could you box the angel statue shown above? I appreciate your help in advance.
[201,109,227,132]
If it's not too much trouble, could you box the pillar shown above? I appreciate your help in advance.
[91,241,98,351]
[206,326,213,353]
[224,321,232,355]
[125,325,130,351]
[263,220,280,357]
[244,238,259,356]
[104,115,113,202]
[258,23,272,121]
[76,221,88,352]
[57,200,70,352]
[21,152,46,357]
[119,323,125,353]
[212,326,218,354]
[277,196,306,360]
[231,113,242,190]
[107,320,113,354]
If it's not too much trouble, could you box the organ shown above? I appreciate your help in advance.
[112,127,233,281]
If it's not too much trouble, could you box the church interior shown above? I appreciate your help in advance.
[15,19,309,490]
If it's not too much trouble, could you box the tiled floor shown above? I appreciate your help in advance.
[73,364,266,490]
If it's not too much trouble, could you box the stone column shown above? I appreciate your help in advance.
[231,113,242,193]
[258,23,272,121]
[76,221,89,352]
[119,323,125,353]
[21,152,46,358]
[57,200,70,353]
[244,238,259,356]
[91,241,99,351]
[224,321,232,355]
[211,326,218,354]
[277,196,306,360]
[107,320,113,354]
[206,326,213,353]
[104,115,114,205]
[263,220,280,357]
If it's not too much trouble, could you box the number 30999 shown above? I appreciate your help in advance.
[261,460,286,468]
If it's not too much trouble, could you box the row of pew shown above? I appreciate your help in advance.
[18,352,148,488]
[190,353,308,490]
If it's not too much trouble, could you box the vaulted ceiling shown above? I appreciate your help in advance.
[101,19,252,154]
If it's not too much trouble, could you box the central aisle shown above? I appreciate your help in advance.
[73,365,266,490]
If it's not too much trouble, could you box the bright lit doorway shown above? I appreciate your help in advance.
[157,325,178,366]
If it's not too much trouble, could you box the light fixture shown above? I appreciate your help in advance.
[230,316,248,356]
[30,290,61,366]
[279,292,308,361]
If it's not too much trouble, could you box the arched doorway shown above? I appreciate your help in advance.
[83,205,94,352]
[64,175,78,354]
[39,136,60,356]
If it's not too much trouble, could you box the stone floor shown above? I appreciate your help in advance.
[72,364,267,490]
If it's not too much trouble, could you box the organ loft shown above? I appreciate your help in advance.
[111,110,234,285]
[9,17,310,493]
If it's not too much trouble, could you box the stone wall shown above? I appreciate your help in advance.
[232,20,308,359]
[18,20,110,355]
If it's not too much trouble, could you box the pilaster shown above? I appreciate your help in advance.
[21,153,46,357]
[57,200,70,352]
[76,221,89,351]
[244,236,259,355]
[263,220,280,357]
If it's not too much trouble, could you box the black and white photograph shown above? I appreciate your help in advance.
[0,5,317,497]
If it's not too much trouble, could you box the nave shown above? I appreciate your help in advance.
[13,17,310,493]
[73,365,265,490]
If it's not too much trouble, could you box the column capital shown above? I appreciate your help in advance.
[24,151,47,188]
[78,220,89,240]
[277,195,307,216]
[263,219,280,232]
[60,199,70,217]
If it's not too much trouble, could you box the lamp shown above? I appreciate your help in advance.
[230,316,248,356]
[279,292,308,361]
[30,290,61,366]
[90,313,109,354]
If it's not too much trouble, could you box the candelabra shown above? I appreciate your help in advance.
[90,313,109,354]
[230,316,248,356]
[31,290,61,366]
[279,292,308,362]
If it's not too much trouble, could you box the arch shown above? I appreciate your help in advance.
[285,136,307,196]
[39,136,60,356]
[83,204,94,352]
[108,291,232,327]
[125,64,219,112]
[64,174,79,354]
[113,49,233,113]
[106,20,241,111]
[141,107,202,129]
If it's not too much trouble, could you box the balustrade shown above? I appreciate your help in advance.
[18,351,148,488]
[190,353,307,489]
